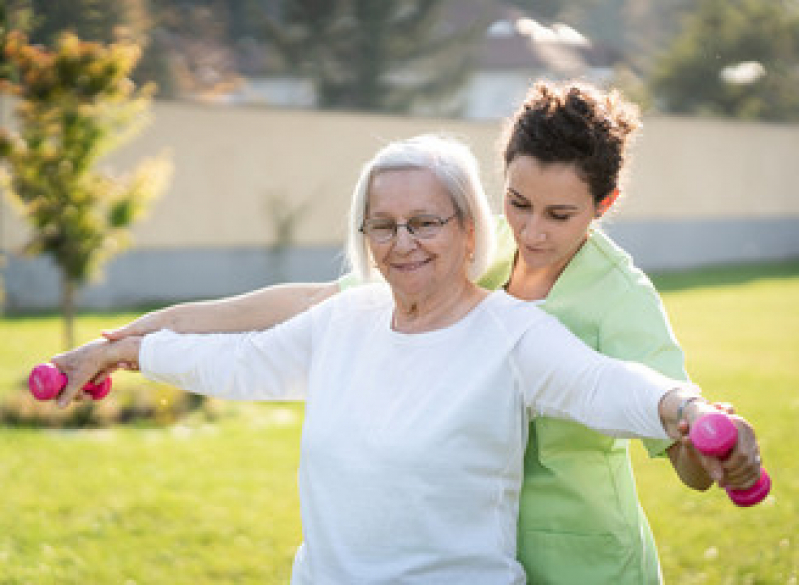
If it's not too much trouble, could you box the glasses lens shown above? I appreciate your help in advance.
[408,215,442,239]
[364,221,395,242]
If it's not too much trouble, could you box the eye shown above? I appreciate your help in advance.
[411,216,440,229]
[362,219,395,238]
[548,212,572,221]
[507,193,530,209]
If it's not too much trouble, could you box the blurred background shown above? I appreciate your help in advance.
[0,2,797,584]
[1,0,798,311]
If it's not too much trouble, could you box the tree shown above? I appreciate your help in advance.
[258,0,482,113]
[136,1,241,100]
[0,31,171,348]
[648,0,799,121]
[27,0,151,47]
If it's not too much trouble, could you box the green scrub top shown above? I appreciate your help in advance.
[480,217,688,585]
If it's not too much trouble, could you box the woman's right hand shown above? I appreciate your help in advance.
[102,309,173,341]
[51,337,143,408]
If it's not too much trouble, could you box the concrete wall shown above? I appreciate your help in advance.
[2,101,798,310]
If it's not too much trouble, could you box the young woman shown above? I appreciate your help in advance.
[99,82,741,583]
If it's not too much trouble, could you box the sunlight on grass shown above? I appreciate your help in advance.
[1,261,798,584]
[635,262,799,585]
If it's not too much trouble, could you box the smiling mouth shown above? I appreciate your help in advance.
[391,259,432,272]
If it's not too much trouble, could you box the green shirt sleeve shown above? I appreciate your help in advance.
[337,272,361,291]
[598,284,689,457]
[477,215,516,290]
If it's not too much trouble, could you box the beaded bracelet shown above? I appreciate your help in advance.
[677,394,705,423]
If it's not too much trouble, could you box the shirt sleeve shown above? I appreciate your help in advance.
[139,307,316,401]
[599,284,689,456]
[477,215,516,290]
[514,314,677,440]
[337,271,361,291]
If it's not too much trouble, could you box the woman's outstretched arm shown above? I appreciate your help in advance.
[104,282,339,340]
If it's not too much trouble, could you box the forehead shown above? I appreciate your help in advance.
[367,168,454,214]
[506,155,592,205]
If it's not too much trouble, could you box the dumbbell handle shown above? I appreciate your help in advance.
[28,363,111,401]
[689,411,771,507]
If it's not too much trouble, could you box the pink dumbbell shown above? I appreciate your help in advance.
[689,411,771,507]
[28,363,112,401]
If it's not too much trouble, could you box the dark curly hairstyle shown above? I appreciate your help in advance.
[502,81,641,205]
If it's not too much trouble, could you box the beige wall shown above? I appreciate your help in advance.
[3,101,799,252]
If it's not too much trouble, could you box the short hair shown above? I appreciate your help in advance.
[347,134,495,283]
[502,80,641,204]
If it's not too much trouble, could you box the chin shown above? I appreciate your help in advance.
[519,251,553,270]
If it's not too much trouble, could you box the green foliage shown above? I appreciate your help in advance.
[0,31,170,346]
[259,0,481,113]
[648,0,799,121]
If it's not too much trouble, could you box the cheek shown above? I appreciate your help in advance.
[503,204,524,235]
[552,219,592,251]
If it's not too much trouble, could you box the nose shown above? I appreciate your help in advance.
[520,214,547,244]
[391,224,420,253]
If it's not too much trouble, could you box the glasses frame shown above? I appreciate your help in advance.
[360,212,459,243]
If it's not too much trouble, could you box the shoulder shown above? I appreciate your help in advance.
[573,230,667,311]
[482,290,557,338]
[312,282,392,323]
[583,231,687,378]
[478,215,516,290]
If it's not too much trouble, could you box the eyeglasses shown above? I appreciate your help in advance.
[360,213,458,243]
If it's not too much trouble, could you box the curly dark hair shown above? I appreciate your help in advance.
[502,81,641,204]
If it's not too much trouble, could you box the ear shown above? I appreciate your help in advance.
[595,189,619,218]
[465,218,476,260]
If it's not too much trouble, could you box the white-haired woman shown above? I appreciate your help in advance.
[52,135,760,584]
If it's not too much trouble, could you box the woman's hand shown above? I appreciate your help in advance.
[51,337,142,408]
[681,401,763,490]
[103,310,173,341]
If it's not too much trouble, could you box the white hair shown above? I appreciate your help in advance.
[346,134,495,282]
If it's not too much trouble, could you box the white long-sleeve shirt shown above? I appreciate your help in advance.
[140,284,676,584]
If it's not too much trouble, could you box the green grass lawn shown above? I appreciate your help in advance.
[1,261,797,584]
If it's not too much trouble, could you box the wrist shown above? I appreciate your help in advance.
[108,336,142,368]
[677,394,708,425]
[682,397,714,426]
[659,385,706,439]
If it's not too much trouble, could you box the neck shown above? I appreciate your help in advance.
[392,279,487,333]
[507,244,583,301]
[506,261,560,301]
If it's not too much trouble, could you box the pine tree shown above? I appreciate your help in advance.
[259,0,481,113]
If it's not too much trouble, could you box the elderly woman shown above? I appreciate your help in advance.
[52,135,759,584]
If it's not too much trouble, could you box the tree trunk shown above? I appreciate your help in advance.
[61,271,76,349]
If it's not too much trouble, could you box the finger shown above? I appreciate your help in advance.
[712,402,735,414]
[723,469,760,490]
[102,328,127,341]
[722,452,761,485]
[695,452,725,484]
[73,390,91,403]
[57,379,83,409]
[102,322,144,341]
[90,367,116,385]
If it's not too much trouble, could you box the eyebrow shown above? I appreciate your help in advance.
[506,187,581,211]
